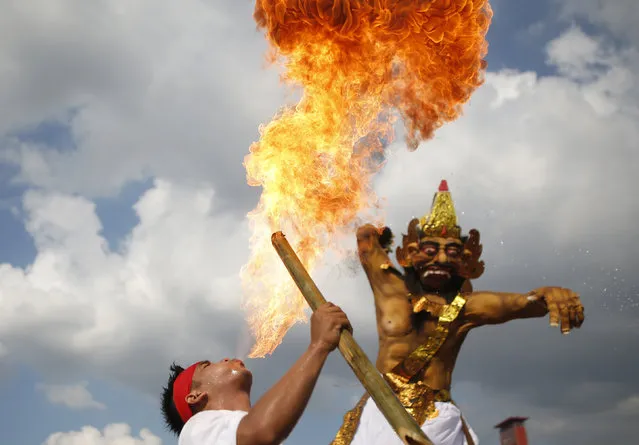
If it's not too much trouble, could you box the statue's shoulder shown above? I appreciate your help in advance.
[460,290,498,316]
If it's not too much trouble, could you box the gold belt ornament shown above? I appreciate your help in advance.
[384,373,451,424]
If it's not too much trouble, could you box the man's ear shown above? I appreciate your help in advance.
[185,390,207,407]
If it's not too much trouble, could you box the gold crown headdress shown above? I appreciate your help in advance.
[419,179,462,239]
[397,179,484,280]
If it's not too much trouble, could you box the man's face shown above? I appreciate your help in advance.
[407,236,463,291]
[193,358,252,392]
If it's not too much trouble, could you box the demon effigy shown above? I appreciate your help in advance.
[331,180,585,445]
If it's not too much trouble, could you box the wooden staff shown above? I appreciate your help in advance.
[271,232,433,445]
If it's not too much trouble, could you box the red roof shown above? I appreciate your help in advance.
[494,417,529,429]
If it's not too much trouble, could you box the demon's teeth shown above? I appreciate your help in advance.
[424,270,451,277]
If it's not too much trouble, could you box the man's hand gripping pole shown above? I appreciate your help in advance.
[271,232,434,445]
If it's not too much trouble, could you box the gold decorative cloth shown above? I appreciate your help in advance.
[384,374,451,425]
[331,393,370,445]
[392,295,466,380]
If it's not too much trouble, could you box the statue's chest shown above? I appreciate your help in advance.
[416,317,441,338]
[379,302,415,337]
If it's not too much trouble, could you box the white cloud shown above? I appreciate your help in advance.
[43,424,161,445]
[0,0,283,197]
[0,179,252,389]
[560,0,639,44]
[36,381,106,410]
[546,26,606,81]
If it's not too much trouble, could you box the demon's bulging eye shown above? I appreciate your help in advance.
[419,243,438,256]
[446,245,462,258]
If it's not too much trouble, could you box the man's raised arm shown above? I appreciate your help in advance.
[236,302,350,445]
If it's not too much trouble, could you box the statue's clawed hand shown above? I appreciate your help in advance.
[356,224,383,244]
[530,287,585,334]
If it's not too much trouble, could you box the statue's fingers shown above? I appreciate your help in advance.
[575,305,585,327]
[568,306,578,329]
[547,300,560,327]
[569,294,584,328]
[560,306,571,334]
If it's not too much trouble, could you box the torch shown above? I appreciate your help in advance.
[271,232,434,445]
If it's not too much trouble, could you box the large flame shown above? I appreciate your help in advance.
[241,0,492,357]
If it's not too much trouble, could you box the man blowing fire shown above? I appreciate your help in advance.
[161,302,351,445]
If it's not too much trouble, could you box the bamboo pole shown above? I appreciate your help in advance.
[271,231,433,445]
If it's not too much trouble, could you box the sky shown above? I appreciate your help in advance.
[0,0,638,444]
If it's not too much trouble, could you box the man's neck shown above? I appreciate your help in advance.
[207,390,251,412]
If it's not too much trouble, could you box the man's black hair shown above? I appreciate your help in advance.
[161,362,186,436]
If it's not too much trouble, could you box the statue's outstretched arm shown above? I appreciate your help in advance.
[464,287,584,334]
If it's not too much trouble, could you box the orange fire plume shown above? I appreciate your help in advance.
[241,0,492,357]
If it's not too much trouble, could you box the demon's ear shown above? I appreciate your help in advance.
[396,218,420,268]
[459,228,485,280]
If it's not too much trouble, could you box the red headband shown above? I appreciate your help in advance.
[173,362,199,424]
